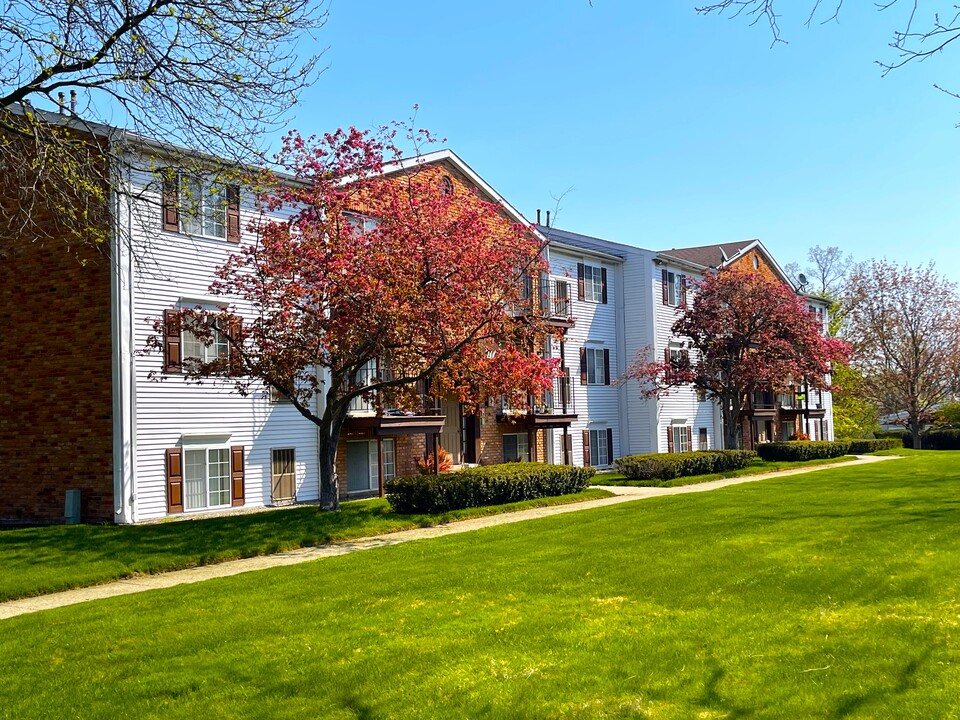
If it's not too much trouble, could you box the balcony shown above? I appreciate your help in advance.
[343,368,446,437]
[497,373,577,429]
[750,391,776,417]
[519,274,575,328]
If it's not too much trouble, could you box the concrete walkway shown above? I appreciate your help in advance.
[0,454,899,621]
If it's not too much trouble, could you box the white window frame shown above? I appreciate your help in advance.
[667,272,680,306]
[347,440,380,494]
[344,211,380,235]
[181,309,230,368]
[383,439,396,483]
[672,425,690,453]
[503,433,529,463]
[582,264,604,303]
[183,445,231,511]
[588,428,609,467]
[181,175,227,239]
[585,347,606,385]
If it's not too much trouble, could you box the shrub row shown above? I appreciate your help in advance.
[385,462,595,514]
[614,450,756,481]
[919,429,960,450]
[846,438,901,454]
[756,441,851,461]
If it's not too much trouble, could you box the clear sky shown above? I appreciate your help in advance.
[287,1,960,280]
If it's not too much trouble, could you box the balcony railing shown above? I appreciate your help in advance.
[501,372,575,417]
[518,274,573,322]
[346,368,437,416]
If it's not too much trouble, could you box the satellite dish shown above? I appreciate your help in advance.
[797,272,808,289]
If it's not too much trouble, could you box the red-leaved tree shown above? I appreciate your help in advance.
[623,267,850,450]
[151,126,559,510]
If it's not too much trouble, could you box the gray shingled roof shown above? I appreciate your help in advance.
[535,224,627,259]
[657,240,757,269]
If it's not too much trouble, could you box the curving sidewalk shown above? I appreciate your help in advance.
[0,454,900,621]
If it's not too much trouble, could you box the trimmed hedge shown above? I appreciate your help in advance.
[385,462,596,514]
[756,441,852,462]
[921,429,960,450]
[614,450,756,481]
[846,439,901,454]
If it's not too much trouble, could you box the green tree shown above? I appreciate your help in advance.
[0,0,326,258]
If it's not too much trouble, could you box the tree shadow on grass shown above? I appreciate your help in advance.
[831,647,932,719]
[694,665,755,719]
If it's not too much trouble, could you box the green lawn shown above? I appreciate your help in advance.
[2,451,960,718]
[591,454,859,487]
[0,489,612,602]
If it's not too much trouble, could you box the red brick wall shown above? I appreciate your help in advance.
[0,243,114,523]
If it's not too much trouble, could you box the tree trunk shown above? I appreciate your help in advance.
[909,417,923,450]
[721,398,741,450]
[317,399,348,511]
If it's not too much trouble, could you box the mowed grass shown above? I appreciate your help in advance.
[591,454,859,487]
[0,489,612,602]
[2,452,960,718]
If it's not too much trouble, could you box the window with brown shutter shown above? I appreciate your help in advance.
[163,309,182,373]
[603,348,611,386]
[231,445,245,507]
[601,267,608,304]
[606,427,614,463]
[580,347,587,385]
[227,315,244,375]
[226,185,241,243]
[680,275,688,305]
[165,448,184,513]
[577,263,585,301]
[661,268,669,305]
[161,170,180,232]
[582,429,591,467]
[666,427,674,453]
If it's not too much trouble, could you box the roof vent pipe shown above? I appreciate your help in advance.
[58,93,65,114]
[545,210,550,228]
[70,90,77,113]
[536,209,541,224]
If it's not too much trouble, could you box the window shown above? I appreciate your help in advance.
[184,447,231,510]
[344,211,380,235]
[271,448,296,503]
[662,270,687,307]
[585,347,607,385]
[781,421,794,441]
[672,425,690,453]
[383,439,396,483]
[696,387,707,403]
[583,264,604,303]
[182,313,229,368]
[589,428,610,466]
[182,176,227,238]
[503,433,529,463]
[698,428,708,451]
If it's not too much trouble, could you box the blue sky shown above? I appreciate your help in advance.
[288,1,960,280]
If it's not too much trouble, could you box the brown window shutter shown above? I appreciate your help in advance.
[227,315,243,375]
[603,348,611,385]
[226,185,241,243]
[606,427,614,463]
[580,347,588,385]
[166,448,184,513]
[667,427,674,453]
[601,267,608,304]
[231,445,245,507]
[163,309,182,373]
[582,429,591,467]
[577,263,585,301]
[661,268,669,305]
[162,171,180,232]
[680,275,688,305]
